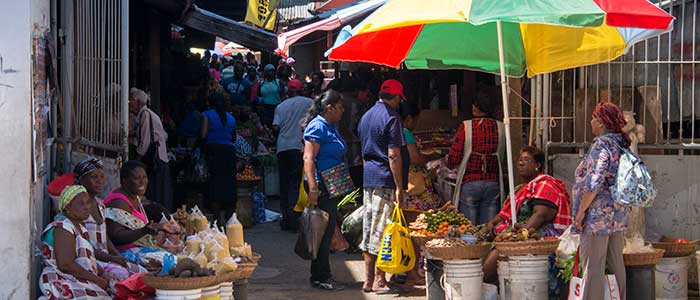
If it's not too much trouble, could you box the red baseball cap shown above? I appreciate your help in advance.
[380,79,406,101]
[288,79,303,92]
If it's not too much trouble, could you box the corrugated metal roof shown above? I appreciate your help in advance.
[278,0,317,23]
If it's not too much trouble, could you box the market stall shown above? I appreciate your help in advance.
[139,207,260,299]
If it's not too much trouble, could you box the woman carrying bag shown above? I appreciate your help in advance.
[572,102,630,300]
[302,90,351,290]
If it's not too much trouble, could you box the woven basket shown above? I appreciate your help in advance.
[652,240,698,257]
[624,249,665,266]
[251,253,262,264]
[426,243,491,260]
[411,235,439,248]
[216,262,258,283]
[141,274,219,290]
[494,239,560,256]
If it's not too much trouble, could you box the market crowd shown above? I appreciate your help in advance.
[39,51,633,300]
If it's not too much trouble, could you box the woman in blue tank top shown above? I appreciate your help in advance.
[200,92,237,224]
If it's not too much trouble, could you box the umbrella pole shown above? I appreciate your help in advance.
[496,21,518,226]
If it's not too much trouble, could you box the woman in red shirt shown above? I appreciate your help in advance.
[447,91,505,225]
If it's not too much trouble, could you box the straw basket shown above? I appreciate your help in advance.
[623,249,665,266]
[494,239,560,256]
[652,240,698,257]
[411,235,439,248]
[426,243,491,260]
[216,263,258,283]
[141,274,219,290]
[251,253,261,264]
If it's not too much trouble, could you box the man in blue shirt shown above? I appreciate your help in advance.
[357,79,406,293]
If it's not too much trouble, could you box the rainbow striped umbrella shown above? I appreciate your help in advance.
[327,0,673,77]
[326,0,673,224]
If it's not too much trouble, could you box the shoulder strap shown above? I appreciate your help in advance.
[452,120,473,207]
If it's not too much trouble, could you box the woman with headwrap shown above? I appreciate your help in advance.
[572,101,631,300]
[69,158,146,282]
[104,160,177,268]
[39,185,112,299]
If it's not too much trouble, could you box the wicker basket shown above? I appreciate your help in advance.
[494,239,560,256]
[141,274,219,290]
[426,243,491,260]
[624,249,665,266]
[652,240,698,257]
[216,262,258,283]
[251,253,262,264]
[411,235,439,248]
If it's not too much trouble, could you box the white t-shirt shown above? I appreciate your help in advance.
[273,96,314,153]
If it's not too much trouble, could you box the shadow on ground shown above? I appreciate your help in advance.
[246,199,426,300]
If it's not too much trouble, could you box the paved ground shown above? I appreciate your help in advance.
[246,199,425,300]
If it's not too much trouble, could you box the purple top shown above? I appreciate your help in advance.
[572,133,630,235]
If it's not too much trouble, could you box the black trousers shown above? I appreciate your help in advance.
[277,149,303,228]
[310,188,339,282]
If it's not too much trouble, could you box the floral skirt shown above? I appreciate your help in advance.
[39,266,111,300]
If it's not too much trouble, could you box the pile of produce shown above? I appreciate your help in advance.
[155,258,216,278]
[410,209,476,236]
[494,227,541,242]
[426,237,468,248]
[237,165,261,181]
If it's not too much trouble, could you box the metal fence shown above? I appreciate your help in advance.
[72,0,128,155]
[540,0,699,154]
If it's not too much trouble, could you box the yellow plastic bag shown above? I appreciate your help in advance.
[376,205,416,274]
[294,176,308,213]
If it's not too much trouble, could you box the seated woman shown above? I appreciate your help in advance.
[105,160,176,268]
[39,185,112,299]
[70,157,146,282]
[482,146,572,284]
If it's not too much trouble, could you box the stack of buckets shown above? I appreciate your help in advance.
[498,255,549,300]
[655,255,690,300]
[442,259,483,300]
[155,289,202,300]
[202,284,221,300]
[220,281,234,300]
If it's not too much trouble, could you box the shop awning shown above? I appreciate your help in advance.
[276,0,385,56]
[180,5,278,51]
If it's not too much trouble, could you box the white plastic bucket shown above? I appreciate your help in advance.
[220,281,233,300]
[508,255,549,300]
[497,260,510,300]
[156,288,202,300]
[442,259,483,300]
[655,256,690,300]
[202,284,221,300]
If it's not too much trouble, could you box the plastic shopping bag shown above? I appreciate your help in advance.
[294,208,329,260]
[294,177,308,213]
[376,206,416,274]
[341,205,364,247]
[568,251,621,300]
[330,223,349,252]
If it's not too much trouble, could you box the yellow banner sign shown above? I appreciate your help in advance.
[245,0,279,31]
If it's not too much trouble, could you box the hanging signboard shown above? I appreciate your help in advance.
[245,0,279,31]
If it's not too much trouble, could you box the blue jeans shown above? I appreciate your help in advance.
[458,180,500,225]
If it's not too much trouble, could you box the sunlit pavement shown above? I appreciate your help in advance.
[246,199,425,300]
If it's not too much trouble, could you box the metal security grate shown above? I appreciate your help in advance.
[72,0,128,154]
[539,0,699,153]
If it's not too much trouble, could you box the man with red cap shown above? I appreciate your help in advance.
[273,79,314,231]
[357,79,406,294]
